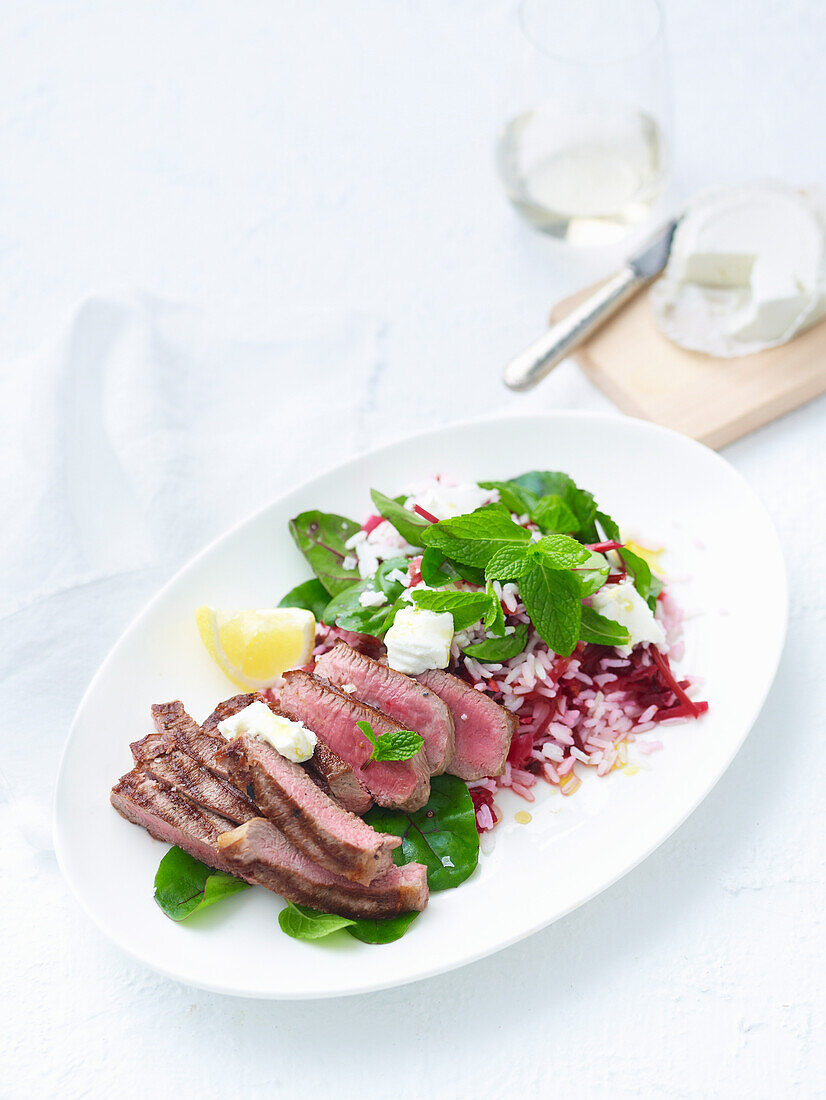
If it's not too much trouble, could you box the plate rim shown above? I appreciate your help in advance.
[53,409,788,999]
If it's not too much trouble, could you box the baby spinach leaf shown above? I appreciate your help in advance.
[364,774,479,892]
[356,720,424,763]
[579,606,632,647]
[595,510,662,609]
[278,902,355,940]
[370,489,430,547]
[532,494,580,534]
[289,511,362,596]
[462,622,529,661]
[422,504,531,568]
[321,557,409,635]
[512,472,599,542]
[412,588,494,631]
[484,579,507,635]
[154,847,249,921]
[278,578,330,619]
[519,560,581,656]
[478,480,539,517]
[345,911,419,944]
[278,902,418,945]
[419,547,462,588]
[571,549,611,598]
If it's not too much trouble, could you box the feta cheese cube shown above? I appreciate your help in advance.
[590,580,666,657]
[217,699,317,762]
[385,607,454,675]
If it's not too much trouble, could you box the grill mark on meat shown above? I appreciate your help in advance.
[280,671,431,811]
[111,769,427,919]
[218,818,428,919]
[143,749,257,824]
[151,701,231,781]
[315,641,455,774]
[220,733,399,885]
[130,732,168,764]
[202,692,264,733]
[416,668,517,780]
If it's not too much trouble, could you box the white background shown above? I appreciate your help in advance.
[2,1,824,1097]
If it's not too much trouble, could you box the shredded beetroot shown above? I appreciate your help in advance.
[408,555,423,587]
[413,504,439,524]
[649,646,701,717]
[362,513,384,535]
[469,785,499,830]
[507,731,535,770]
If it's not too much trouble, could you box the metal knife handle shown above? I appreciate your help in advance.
[503,266,647,392]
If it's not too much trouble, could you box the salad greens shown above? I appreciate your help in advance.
[356,719,424,763]
[154,847,249,921]
[285,470,663,660]
[278,577,330,619]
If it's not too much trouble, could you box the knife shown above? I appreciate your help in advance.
[502,218,679,392]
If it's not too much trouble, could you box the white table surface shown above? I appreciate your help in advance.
[2,2,825,1096]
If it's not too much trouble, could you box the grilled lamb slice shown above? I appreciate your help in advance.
[281,670,431,811]
[218,817,428,919]
[143,748,258,824]
[219,733,398,885]
[204,691,374,815]
[202,692,263,733]
[110,767,242,873]
[314,641,455,775]
[416,668,517,781]
[304,739,373,815]
[151,701,231,781]
[130,731,168,763]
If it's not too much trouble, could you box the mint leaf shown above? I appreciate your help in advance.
[357,720,424,762]
[519,560,581,656]
[288,511,362,596]
[364,774,479,891]
[532,494,580,534]
[278,578,330,619]
[412,588,494,631]
[462,622,529,661]
[484,544,534,580]
[532,533,591,569]
[580,605,632,646]
[154,847,249,921]
[422,504,531,567]
[370,489,430,546]
[279,902,356,939]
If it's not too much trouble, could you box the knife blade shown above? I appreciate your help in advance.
[503,218,679,393]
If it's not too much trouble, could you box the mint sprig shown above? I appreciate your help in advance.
[356,720,424,763]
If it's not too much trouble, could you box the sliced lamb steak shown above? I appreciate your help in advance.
[280,670,431,811]
[142,748,257,824]
[416,668,517,780]
[151,701,231,781]
[111,771,427,919]
[314,641,455,775]
[218,817,428,919]
[219,733,399,885]
[204,691,374,815]
[110,767,242,873]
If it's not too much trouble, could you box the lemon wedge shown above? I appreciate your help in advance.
[195,606,316,690]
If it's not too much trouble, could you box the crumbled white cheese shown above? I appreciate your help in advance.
[385,606,454,675]
[590,580,666,658]
[345,520,417,580]
[217,700,317,762]
[358,588,388,608]
[404,477,498,521]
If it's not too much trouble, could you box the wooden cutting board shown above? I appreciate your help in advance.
[550,278,826,449]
